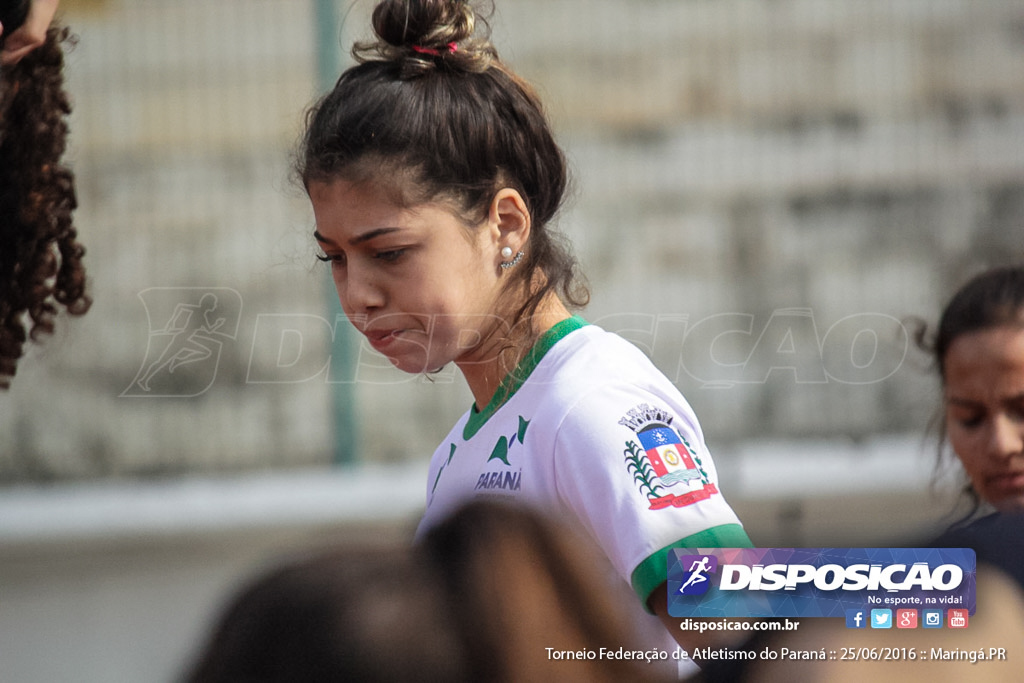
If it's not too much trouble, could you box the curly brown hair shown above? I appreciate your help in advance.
[0,24,90,389]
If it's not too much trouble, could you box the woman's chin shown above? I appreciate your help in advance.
[384,353,436,375]
[992,496,1024,514]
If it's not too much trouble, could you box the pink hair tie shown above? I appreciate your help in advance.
[412,42,458,57]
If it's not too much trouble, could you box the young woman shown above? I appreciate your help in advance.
[922,265,1024,515]
[726,267,1024,683]
[186,501,667,682]
[297,0,751,647]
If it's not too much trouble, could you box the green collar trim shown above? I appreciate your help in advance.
[462,316,588,440]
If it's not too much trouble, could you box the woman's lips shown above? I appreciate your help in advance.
[365,329,401,352]
[987,470,1024,495]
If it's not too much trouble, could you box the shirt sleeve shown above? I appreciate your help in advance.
[550,382,752,610]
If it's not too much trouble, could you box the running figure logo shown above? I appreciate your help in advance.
[122,288,242,397]
[677,554,718,595]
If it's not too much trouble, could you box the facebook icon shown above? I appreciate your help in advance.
[845,609,867,629]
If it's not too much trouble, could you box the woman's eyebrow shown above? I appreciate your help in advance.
[945,392,1024,407]
[349,227,403,245]
[313,227,402,246]
[313,230,335,245]
[945,396,982,407]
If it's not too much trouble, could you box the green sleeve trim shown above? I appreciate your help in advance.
[462,316,588,439]
[630,523,753,614]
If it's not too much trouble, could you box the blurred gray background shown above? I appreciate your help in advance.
[1,1,1023,680]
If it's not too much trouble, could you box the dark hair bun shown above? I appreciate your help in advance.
[355,0,496,74]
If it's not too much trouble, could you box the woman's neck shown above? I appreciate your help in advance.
[457,296,572,410]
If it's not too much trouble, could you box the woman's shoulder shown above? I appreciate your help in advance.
[541,324,683,400]
[930,512,1024,591]
[541,323,662,380]
[532,324,702,433]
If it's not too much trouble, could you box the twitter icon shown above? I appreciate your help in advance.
[870,609,892,629]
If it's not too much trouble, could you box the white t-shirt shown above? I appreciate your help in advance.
[415,317,751,608]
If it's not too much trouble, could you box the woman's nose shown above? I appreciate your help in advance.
[988,413,1024,460]
[336,263,385,314]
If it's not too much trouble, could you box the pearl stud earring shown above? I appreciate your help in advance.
[500,248,525,270]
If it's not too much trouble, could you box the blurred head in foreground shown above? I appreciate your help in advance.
[185,500,662,683]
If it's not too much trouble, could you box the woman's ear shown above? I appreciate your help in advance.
[488,188,531,253]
